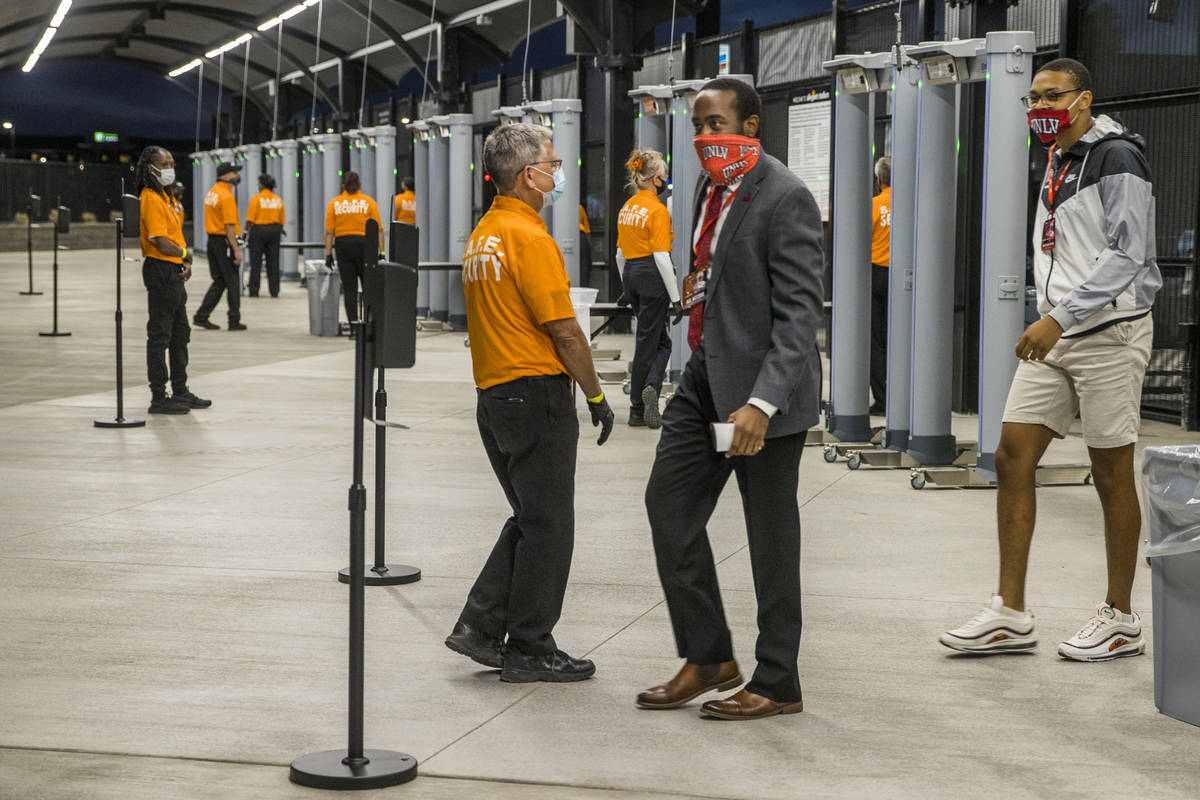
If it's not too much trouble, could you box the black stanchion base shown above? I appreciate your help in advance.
[93,417,147,428]
[39,331,72,337]
[289,749,417,790]
[19,290,43,296]
[337,564,422,586]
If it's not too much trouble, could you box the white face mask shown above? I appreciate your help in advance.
[530,165,566,208]
[153,166,175,186]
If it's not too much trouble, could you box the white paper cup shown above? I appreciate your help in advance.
[710,422,734,452]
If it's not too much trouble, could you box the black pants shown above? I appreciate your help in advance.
[870,263,888,408]
[248,224,282,297]
[645,349,805,702]
[624,256,672,415]
[142,257,190,395]
[334,236,367,323]
[196,234,241,324]
[459,375,579,656]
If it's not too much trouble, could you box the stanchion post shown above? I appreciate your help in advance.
[289,318,417,791]
[95,214,146,428]
[20,193,42,296]
[39,198,70,337]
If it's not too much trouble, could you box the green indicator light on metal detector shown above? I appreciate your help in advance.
[470,162,475,171]
[394,168,397,174]
[295,171,300,178]
[891,83,896,91]
[919,81,923,88]
[835,90,840,98]
[638,113,643,118]
[667,153,671,164]
[577,158,581,167]
[339,170,343,176]
[956,139,960,154]
[872,143,875,158]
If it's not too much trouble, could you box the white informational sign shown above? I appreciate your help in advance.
[787,92,832,221]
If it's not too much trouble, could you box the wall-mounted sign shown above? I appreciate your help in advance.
[93,131,119,143]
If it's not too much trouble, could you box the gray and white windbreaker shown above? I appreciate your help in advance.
[1033,114,1162,338]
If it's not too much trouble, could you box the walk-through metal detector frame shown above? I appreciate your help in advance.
[425,118,450,323]
[438,113,473,330]
[523,99,583,287]
[409,121,431,318]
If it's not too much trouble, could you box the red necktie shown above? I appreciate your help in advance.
[688,184,728,351]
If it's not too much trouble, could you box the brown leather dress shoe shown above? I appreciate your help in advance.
[699,688,804,720]
[636,660,742,709]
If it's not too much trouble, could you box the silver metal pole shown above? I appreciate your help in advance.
[426,119,450,322]
[410,121,431,317]
[279,140,301,278]
[445,113,473,330]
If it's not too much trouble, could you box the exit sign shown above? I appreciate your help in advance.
[93,131,119,143]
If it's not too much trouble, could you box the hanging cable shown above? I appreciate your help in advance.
[420,0,438,107]
[310,0,325,133]
[666,0,678,83]
[272,20,284,139]
[358,0,374,128]
[520,0,532,104]
[215,52,224,149]
[194,62,204,152]
[239,37,250,146]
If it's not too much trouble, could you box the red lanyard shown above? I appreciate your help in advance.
[1045,144,1074,212]
[695,184,739,248]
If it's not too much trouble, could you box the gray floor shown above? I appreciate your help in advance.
[2,249,1199,800]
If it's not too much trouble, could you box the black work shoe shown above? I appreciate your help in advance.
[628,412,646,427]
[172,389,212,409]
[228,322,248,331]
[444,621,504,669]
[500,648,595,683]
[193,317,219,330]
[641,386,661,429]
[148,396,191,415]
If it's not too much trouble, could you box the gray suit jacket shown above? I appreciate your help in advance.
[693,151,825,438]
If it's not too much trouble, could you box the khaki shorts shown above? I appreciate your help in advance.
[1002,314,1153,449]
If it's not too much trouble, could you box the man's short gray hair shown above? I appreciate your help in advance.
[484,123,552,191]
[875,156,891,187]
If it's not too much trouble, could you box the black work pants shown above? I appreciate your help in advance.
[645,349,805,703]
[459,374,579,656]
[248,224,282,297]
[624,256,672,415]
[142,257,190,395]
[334,236,367,323]
[196,234,241,324]
[870,263,888,408]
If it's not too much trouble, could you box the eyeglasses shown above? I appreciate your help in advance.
[1020,88,1083,110]
[526,159,563,173]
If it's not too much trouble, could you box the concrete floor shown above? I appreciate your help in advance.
[2,249,1199,800]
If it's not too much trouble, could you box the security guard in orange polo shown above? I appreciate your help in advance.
[246,173,286,297]
[194,161,246,331]
[324,171,383,329]
[443,122,613,684]
[393,176,416,224]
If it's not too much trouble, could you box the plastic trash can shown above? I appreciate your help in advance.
[305,259,341,337]
[569,286,599,341]
[1143,445,1200,728]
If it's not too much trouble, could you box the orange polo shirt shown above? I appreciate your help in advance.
[140,187,185,264]
[616,189,672,259]
[871,186,891,267]
[462,195,575,390]
[326,191,382,238]
[204,180,241,236]
[579,204,590,235]
[247,189,286,226]
[394,190,416,224]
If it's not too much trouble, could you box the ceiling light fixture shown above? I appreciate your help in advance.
[21,0,73,73]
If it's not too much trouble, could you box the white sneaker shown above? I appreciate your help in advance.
[939,595,1037,653]
[1057,604,1145,662]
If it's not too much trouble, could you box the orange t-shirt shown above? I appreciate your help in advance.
[579,204,590,236]
[247,189,286,226]
[394,190,416,224]
[326,191,382,238]
[140,187,185,264]
[871,186,891,267]
[616,189,672,259]
[462,195,575,390]
[204,181,241,236]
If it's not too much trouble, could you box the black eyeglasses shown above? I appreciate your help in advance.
[525,159,563,173]
[1020,88,1083,110]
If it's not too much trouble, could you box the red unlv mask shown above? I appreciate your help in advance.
[1027,93,1084,144]
[693,134,760,185]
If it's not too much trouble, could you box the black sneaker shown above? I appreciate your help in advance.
[641,386,661,429]
[444,621,504,669]
[628,412,646,427]
[193,318,219,330]
[228,322,248,331]
[172,389,212,409]
[500,648,595,683]
[148,396,190,415]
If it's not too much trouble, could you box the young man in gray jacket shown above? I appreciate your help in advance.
[941,58,1161,661]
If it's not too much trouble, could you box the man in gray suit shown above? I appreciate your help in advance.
[635,78,824,721]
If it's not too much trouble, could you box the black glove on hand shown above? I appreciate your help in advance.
[616,292,631,308]
[587,393,614,446]
[325,254,334,269]
[670,300,685,325]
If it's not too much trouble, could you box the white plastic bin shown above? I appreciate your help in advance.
[305,259,341,337]
[569,286,599,341]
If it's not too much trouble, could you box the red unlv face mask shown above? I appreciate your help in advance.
[693,134,760,185]
[1027,93,1084,144]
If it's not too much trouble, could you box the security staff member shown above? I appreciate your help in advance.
[169,181,186,220]
[246,173,286,297]
[393,176,416,224]
[194,162,246,331]
[443,122,614,684]
[324,171,383,328]
[869,157,891,413]
[616,148,681,429]
[578,203,593,285]
[135,145,211,415]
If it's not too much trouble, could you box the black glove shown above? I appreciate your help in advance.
[587,393,614,446]
[616,292,631,308]
[670,300,685,325]
[325,254,334,269]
